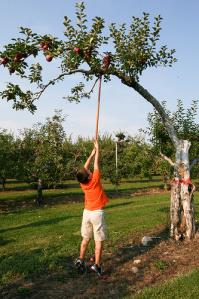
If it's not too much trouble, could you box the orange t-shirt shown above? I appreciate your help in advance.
[80,169,109,211]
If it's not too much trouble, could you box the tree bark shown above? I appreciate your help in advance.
[171,140,196,240]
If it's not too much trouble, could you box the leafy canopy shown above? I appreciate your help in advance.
[0,2,176,113]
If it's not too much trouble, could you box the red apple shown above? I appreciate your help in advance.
[73,47,81,55]
[0,57,9,65]
[14,53,24,63]
[45,54,53,62]
[40,42,49,50]
[40,42,45,48]
[42,44,49,50]
[103,54,111,67]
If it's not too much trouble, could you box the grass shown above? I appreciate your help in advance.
[0,193,170,284]
[0,178,199,298]
[129,269,199,299]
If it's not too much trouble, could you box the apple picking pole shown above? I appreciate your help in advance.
[95,76,102,140]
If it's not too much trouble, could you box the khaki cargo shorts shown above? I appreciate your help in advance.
[81,209,107,241]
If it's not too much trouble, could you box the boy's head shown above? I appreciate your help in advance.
[76,167,91,184]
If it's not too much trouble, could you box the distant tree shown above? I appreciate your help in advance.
[100,134,116,184]
[32,111,66,188]
[0,129,16,187]
[124,136,155,179]
[15,128,37,182]
[145,99,199,178]
[15,111,66,187]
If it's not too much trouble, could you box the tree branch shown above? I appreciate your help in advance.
[34,68,96,101]
[87,77,99,95]
[112,69,179,146]
[160,151,175,166]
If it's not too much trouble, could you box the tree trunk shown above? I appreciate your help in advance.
[115,76,196,240]
[170,140,196,240]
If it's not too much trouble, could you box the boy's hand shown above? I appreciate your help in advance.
[90,148,96,157]
[94,139,99,150]
[93,139,99,169]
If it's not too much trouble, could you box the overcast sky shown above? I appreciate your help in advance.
[0,0,199,140]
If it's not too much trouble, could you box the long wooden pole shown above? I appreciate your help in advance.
[95,76,102,140]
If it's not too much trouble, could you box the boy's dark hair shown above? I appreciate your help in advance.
[76,167,89,184]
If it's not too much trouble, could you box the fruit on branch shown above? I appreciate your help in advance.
[73,47,82,55]
[45,54,53,62]
[0,57,9,66]
[40,42,45,49]
[14,53,24,63]
[84,49,92,60]
[42,44,49,50]
[40,42,48,50]
[103,53,111,68]
[40,40,52,51]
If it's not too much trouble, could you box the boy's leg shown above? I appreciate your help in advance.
[94,240,103,266]
[90,210,106,276]
[91,240,104,277]
[80,238,90,259]
[75,238,90,274]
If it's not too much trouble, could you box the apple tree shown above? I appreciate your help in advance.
[14,111,66,187]
[0,2,197,240]
[0,129,16,189]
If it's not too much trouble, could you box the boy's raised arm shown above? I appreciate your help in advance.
[84,147,96,171]
[94,140,99,170]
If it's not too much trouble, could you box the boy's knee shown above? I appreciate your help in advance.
[95,240,103,249]
[82,238,90,246]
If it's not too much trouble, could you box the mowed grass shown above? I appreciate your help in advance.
[0,177,165,203]
[0,195,169,284]
[127,268,199,299]
[0,179,199,298]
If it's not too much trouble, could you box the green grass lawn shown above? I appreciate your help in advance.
[0,179,199,298]
[0,178,158,200]
[128,268,199,299]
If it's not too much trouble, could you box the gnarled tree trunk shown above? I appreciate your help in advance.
[170,140,195,240]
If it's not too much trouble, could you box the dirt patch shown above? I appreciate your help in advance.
[1,226,199,299]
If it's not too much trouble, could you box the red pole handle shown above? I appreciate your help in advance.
[95,76,102,140]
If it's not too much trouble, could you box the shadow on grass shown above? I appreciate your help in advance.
[105,200,135,210]
[0,236,15,246]
[0,215,80,234]
[0,227,171,299]
[0,185,166,214]
[0,192,83,214]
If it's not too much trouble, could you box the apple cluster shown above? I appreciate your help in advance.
[0,52,28,74]
[73,46,111,68]
[0,41,112,75]
[40,39,54,62]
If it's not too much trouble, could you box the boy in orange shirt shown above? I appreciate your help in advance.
[75,140,109,277]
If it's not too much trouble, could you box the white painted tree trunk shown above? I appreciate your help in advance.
[170,140,196,240]
[120,79,197,240]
